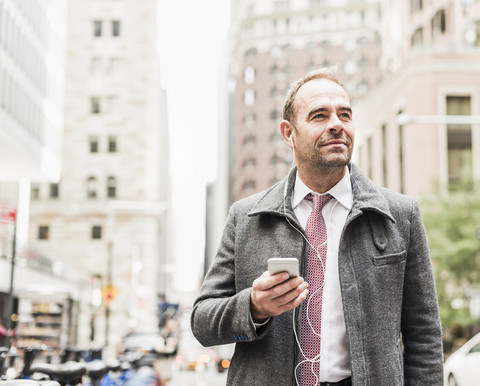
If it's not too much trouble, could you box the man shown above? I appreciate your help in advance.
[191,67,444,385]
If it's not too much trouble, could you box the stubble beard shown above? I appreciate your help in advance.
[298,142,352,173]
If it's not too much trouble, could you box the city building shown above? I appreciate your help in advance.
[204,39,235,273]
[0,0,64,183]
[28,0,170,353]
[354,0,480,197]
[0,0,86,347]
[228,0,382,202]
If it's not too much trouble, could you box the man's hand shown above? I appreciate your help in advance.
[250,271,308,323]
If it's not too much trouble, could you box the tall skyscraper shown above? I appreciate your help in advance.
[0,0,65,183]
[228,0,382,202]
[28,0,169,351]
[0,0,68,338]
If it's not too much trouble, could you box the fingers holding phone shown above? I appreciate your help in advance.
[250,258,308,323]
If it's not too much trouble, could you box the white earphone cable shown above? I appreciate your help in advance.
[282,157,339,385]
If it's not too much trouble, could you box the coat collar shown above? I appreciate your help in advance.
[247,163,395,223]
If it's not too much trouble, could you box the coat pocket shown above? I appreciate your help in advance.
[372,250,406,266]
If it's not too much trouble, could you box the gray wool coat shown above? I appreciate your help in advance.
[191,163,444,385]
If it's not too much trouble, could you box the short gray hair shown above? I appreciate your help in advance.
[282,66,344,125]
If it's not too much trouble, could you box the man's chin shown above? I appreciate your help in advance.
[318,154,351,168]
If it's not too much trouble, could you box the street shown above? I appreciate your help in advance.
[157,358,227,386]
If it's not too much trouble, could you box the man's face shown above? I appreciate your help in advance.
[291,78,355,170]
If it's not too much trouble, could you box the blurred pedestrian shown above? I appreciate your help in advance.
[0,319,6,346]
[191,67,444,385]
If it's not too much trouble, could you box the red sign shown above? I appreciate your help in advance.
[0,206,17,224]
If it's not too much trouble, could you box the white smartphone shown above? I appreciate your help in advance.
[268,258,299,277]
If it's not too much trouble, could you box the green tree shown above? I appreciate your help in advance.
[420,189,480,349]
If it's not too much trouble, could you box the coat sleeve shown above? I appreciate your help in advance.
[190,205,270,347]
[401,200,444,385]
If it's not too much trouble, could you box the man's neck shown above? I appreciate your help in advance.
[298,165,347,194]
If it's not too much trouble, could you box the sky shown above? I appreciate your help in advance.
[156,1,231,300]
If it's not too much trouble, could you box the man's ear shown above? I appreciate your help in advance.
[280,120,295,149]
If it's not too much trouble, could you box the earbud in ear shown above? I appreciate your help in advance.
[289,136,294,149]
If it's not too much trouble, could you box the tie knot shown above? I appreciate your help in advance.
[306,193,332,211]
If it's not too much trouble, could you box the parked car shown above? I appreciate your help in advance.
[444,333,480,386]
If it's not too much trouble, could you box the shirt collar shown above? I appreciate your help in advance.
[292,168,353,211]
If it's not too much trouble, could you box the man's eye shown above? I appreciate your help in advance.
[313,114,326,119]
[340,113,351,119]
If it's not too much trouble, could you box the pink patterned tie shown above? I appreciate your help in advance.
[298,193,333,385]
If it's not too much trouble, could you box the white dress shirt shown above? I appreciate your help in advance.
[291,169,353,382]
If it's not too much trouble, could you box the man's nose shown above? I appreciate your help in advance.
[327,114,344,132]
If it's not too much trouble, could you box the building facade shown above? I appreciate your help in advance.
[354,0,480,197]
[0,0,65,182]
[28,0,169,353]
[0,0,85,347]
[228,0,382,202]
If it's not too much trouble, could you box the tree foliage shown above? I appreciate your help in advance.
[420,189,480,337]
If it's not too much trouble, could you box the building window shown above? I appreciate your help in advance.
[91,97,101,114]
[271,153,281,165]
[112,20,121,37]
[50,183,59,198]
[91,226,102,239]
[243,157,256,169]
[107,176,117,198]
[242,180,256,190]
[270,110,279,120]
[108,57,122,74]
[411,27,424,48]
[431,9,446,39]
[358,80,369,95]
[244,89,255,106]
[244,112,256,127]
[410,0,423,13]
[93,20,102,37]
[243,134,256,145]
[344,59,357,75]
[38,226,49,240]
[106,96,118,113]
[358,36,369,45]
[270,132,283,144]
[31,184,40,200]
[90,57,102,73]
[447,96,472,187]
[271,63,279,76]
[244,66,255,84]
[271,85,281,98]
[108,136,117,152]
[87,177,97,199]
[359,56,368,68]
[284,63,292,75]
[90,136,99,153]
